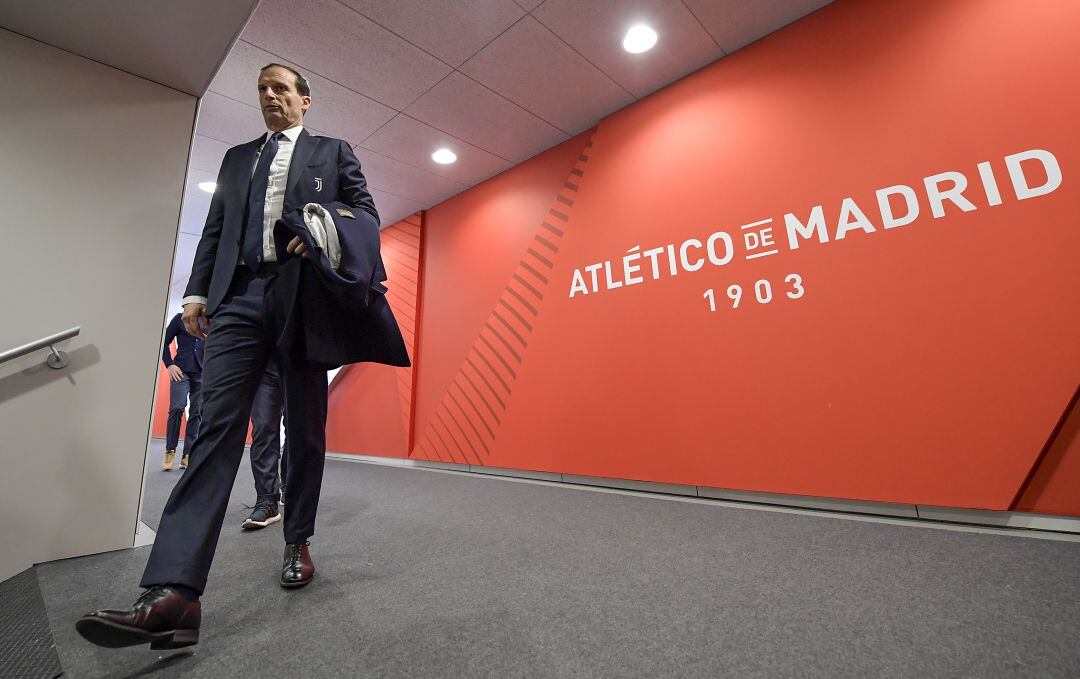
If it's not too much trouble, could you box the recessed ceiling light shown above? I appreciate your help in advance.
[198,181,216,193]
[623,24,657,54]
[431,148,457,164]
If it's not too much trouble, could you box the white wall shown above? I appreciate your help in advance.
[0,28,196,582]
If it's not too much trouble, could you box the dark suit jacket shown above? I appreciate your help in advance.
[184,127,378,315]
[272,203,410,370]
[162,313,204,374]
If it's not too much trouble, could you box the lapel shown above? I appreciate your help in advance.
[285,127,318,200]
[233,134,265,205]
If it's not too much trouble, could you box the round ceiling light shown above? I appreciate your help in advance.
[197,181,217,193]
[623,24,658,54]
[432,148,458,164]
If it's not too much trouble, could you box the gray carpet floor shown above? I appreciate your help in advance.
[32,442,1080,678]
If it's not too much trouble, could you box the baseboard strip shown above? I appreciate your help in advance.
[324,452,1080,536]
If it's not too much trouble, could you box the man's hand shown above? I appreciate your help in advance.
[167,364,185,382]
[183,303,210,340]
[287,236,310,259]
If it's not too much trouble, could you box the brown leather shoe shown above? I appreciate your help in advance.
[162,450,175,471]
[280,542,315,588]
[75,586,200,649]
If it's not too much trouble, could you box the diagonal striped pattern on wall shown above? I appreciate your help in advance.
[378,213,423,434]
[412,134,595,465]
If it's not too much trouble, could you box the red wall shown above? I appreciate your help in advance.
[329,0,1080,514]
[325,214,423,458]
[410,133,592,464]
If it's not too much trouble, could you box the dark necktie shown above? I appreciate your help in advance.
[243,131,284,270]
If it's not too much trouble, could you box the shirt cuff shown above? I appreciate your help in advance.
[182,296,208,307]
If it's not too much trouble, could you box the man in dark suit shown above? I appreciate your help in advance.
[77,63,396,650]
[160,311,204,471]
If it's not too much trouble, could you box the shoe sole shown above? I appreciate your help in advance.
[75,617,198,649]
[242,513,282,530]
[279,571,315,589]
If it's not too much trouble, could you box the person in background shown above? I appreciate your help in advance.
[243,361,286,529]
[161,311,204,471]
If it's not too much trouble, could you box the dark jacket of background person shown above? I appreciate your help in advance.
[161,313,204,374]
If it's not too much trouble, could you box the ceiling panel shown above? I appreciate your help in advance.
[241,0,452,110]
[166,283,189,317]
[682,0,833,53]
[532,0,724,99]
[358,149,469,206]
[460,16,635,134]
[369,189,425,227]
[189,134,230,175]
[197,92,268,146]
[360,114,512,187]
[173,232,202,277]
[179,199,212,237]
[338,0,526,67]
[405,72,568,164]
[209,40,396,146]
[0,0,256,95]
[179,168,216,236]
[167,0,836,295]
[166,232,202,311]
[170,277,190,297]
[170,278,189,297]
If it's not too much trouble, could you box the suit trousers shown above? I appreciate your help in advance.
[141,265,329,594]
[250,361,286,503]
[165,372,202,452]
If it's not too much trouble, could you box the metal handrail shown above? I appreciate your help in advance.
[0,326,81,369]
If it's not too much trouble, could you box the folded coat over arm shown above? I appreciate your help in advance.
[272,202,411,371]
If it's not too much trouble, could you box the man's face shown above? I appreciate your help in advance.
[257,67,310,132]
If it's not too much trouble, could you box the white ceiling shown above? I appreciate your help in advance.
[162,0,834,311]
[1,0,836,316]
